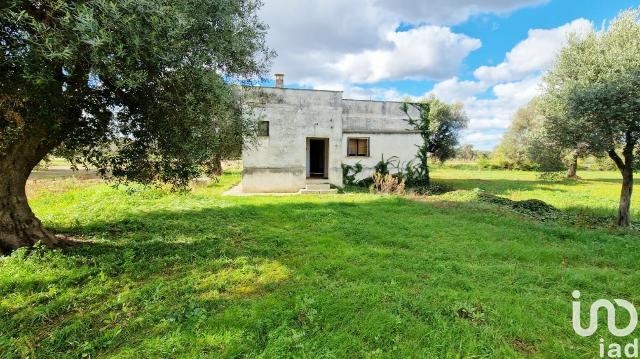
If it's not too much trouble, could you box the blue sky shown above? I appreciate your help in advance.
[258,0,640,150]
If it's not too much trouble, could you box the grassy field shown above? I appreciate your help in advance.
[1,167,639,358]
[432,167,640,220]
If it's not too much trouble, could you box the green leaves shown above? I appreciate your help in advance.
[541,8,640,226]
[401,96,469,186]
[543,8,640,156]
[1,0,273,189]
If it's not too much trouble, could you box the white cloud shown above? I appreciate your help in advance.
[429,77,489,103]
[373,0,548,25]
[463,132,504,143]
[473,18,593,83]
[259,2,588,150]
[464,76,542,132]
[333,26,481,84]
[425,19,593,149]
[260,0,545,86]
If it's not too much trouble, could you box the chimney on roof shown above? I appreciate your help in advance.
[275,73,284,88]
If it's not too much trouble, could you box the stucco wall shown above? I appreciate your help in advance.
[342,99,420,132]
[341,133,422,180]
[341,99,421,180]
[241,89,425,192]
[242,88,344,192]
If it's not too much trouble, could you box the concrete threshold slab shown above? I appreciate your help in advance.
[222,185,302,196]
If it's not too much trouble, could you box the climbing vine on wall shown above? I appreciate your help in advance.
[341,162,363,186]
[401,97,468,187]
[401,102,432,187]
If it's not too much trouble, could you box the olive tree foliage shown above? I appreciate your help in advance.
[493,98,564,171]
[402,96,468,186]
[0,0,273,252]
[541,9,640,226]
[202,108,251,177]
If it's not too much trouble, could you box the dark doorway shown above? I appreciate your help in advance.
[308,138,328,178]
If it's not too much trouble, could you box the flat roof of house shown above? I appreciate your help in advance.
[250,86,407,104]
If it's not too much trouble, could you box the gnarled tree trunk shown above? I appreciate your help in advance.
[0,123,66,254]
[0,170,61,254]
[205,154,223,177]
[608,136,635,227]
[567,150,579,178]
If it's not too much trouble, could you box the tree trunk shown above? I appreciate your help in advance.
[609,138,635,227]
[424,162,430,187]
[617,168,633,227]
[204,154,223,177]
[0,121,68,253]
[211,154,223,177]
[0,170,61,254]
[567,150,579,178]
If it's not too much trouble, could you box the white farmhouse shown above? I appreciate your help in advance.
[241,74,422,193]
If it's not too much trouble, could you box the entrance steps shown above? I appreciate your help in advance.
[299,183,337,194]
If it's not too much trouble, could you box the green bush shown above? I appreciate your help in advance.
[341,163,363,186]
[536,172,566,181]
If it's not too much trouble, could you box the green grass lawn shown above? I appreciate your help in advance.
[2,168,639,358]
[432,167,640,219]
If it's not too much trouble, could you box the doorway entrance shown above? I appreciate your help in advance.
[307,138,328,179]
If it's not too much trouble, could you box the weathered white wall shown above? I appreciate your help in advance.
[341,133,421,180]
[342,99,419,132]
[341,99,421,180]
[241,90,424,192]
[242,88,343,192]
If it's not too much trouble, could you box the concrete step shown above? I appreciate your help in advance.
[305,183,331,190]
[299,188,338,195]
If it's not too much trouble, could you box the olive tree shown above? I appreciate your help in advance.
[456,144,476,161]
[495,97,576,173]
[542,9,640,226]
[402,96,468,186]
[494,98,551,171]
[0,0,273,252]
[203,106,251,177]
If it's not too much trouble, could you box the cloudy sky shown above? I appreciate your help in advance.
[257,0,639,150]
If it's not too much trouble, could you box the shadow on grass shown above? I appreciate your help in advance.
[433,178,579,195]
[3,197,430,356]
[2,230,294,357]
[582,178,627,184]
[3,194,637,357]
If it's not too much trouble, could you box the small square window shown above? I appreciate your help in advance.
[347,138,369,157]
[258,121,269,136]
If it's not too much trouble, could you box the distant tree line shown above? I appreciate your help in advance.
[453,144,489,162]
[487,97,593,175]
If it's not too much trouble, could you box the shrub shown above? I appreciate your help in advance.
[590,156,618,171]
[536,172,565,182]
[413,182,454,195]
[341,163,363,186]
[373,155,399,176]
[395,160,429,188]
[370,172,405,195]
[477,191,563,221]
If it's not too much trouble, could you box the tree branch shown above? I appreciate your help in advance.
[608,148,625,172]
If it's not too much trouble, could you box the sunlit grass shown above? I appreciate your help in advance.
[432,167,637,218]
[1,168,638,358]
